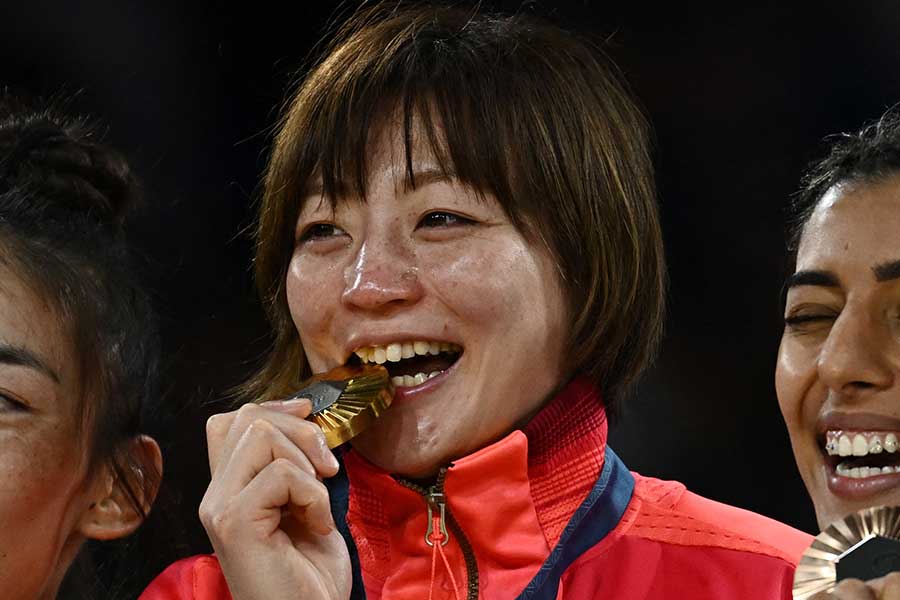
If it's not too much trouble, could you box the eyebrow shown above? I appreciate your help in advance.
[874,259,900,282]
[784,259,900,290]
[784,270,840,289]
[0,344,59,384]
[402,167,454,191]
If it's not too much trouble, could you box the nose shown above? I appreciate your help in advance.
[817,308,894,398]
[341,238,423,312]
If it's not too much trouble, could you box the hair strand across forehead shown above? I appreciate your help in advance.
[790,108,900,254]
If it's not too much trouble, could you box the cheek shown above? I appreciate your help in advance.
[0,430,83,571]
[776,336,821,440]
[425,240,556,327]
[286,256,341,365]
[775,340,800,420]
[427,249,506,316]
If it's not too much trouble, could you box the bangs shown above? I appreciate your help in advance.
[290,11,521,225]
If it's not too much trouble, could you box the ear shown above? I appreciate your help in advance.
[77,435,163,541]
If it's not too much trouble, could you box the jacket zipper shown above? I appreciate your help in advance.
[397,469,479,600]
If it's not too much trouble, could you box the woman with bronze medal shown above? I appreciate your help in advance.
[781,110,900,599]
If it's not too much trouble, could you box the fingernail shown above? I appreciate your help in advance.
[326,450,340,471]
[316,433,340,471]
[260,398,311,411]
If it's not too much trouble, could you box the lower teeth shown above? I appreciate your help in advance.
[836,463,899,478]
[391,371,442,388]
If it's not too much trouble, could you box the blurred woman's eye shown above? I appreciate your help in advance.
[783,310,838,333]
[416,211,475,229]
[0,392,27,413]
[297,223,347,244]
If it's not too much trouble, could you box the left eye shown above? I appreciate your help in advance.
[416,211,474,229]
[0,392,28,413]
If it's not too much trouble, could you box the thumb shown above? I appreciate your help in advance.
[260,397,313,418]
[868,571,900,599]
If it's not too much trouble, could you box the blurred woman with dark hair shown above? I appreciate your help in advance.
[778,109,900,598]
[0,98,163,599]
[146,4,809,599]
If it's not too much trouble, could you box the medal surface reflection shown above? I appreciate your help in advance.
[793,506,900,598]
[287,364,393,449]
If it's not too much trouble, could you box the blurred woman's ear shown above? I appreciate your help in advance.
[77,435,163,541]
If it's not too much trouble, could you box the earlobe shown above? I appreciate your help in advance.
[78,435,163,541]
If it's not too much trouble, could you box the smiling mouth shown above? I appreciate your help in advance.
[824,430,900,478]
[349,341,462,388]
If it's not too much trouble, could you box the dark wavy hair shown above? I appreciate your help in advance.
[0,95,162,598]
[788,107,900,253]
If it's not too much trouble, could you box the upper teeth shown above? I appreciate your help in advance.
[826,431,900,457]
[354,341,461,365]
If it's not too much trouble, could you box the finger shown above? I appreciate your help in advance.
[872,571,900,600]
[260,397,314,416]
[212,402,317,469]
[212,418,318,499]
[239,457,335,536]
[207,402,336,478]
[206,410,237,474]
[831,578,877,599]
[206,399,313,472]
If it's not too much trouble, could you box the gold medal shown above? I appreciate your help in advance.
[287,364,394,449]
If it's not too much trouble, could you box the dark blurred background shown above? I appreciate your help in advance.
[2,0,900,597]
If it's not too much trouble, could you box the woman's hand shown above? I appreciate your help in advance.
[810,573,900,599]
[199,399,352,600]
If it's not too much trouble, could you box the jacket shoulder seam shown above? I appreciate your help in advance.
[629,491,803,563]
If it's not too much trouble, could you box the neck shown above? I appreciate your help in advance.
[41,533,87,600]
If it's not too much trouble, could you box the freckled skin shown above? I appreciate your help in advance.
[776,174,900,529]
[286,125,570,478]
[0,267,98,599]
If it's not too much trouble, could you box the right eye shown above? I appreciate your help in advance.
[297,223,347,244]
[0,391,27,413]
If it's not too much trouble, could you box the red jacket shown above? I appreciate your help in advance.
[142,378,812,599]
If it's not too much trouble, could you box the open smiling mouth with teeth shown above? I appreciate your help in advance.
[349,341,463,389]
[824,431,900,479]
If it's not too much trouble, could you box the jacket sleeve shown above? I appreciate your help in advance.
[138,555,233,600]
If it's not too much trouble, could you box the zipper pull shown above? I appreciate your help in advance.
[425,486,450,547]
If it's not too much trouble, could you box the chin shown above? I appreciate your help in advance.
[350,425,452,479]
[352,443,448,479]
[347,396,471,477]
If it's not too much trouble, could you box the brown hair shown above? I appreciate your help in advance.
[247,3,666,417]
